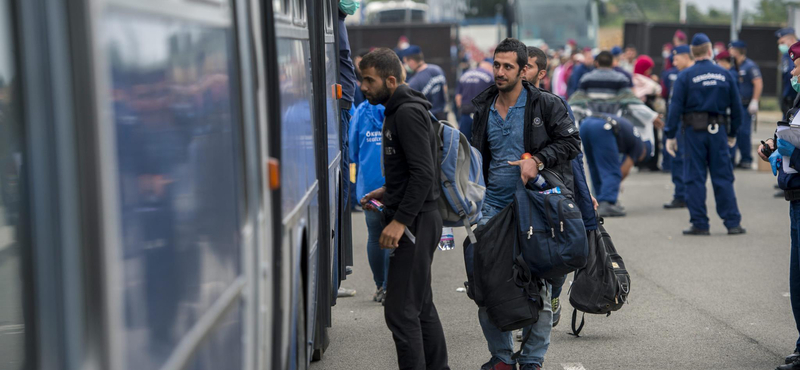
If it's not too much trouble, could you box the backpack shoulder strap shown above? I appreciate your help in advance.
[569,308,585,337]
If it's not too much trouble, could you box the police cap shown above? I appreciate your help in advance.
[691,33,711,46]
[777,28,796,39]
[611,46,623,56]
[672,45,690,56]
[729,40,747,49]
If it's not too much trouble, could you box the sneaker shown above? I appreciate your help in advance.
[373,287,386,302]
[337,287,356,297]
[787,351,800,364]
[597,201,626,217]
[727,226,747,235]
[663,199,687,209]
[682,227,710,236]
[481,357,516,370]
[515,329,523,342]
[552,297,561,327]
[519,364,541,370]
[777,358,800,370]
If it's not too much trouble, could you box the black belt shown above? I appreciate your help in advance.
[786,189,800,202]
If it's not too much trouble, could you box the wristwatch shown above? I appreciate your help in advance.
[532,155,545,171]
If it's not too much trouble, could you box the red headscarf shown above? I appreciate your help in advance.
[634,55,655,75]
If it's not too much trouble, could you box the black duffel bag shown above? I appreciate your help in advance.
[568,218,631,337]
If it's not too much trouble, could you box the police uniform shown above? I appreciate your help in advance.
[729,40,762,166]
[663,45,691,209]
[660,62,679,173]
[580,114,650,217]
[665,33,745,235]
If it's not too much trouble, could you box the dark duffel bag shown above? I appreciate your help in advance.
[568,219,631,337]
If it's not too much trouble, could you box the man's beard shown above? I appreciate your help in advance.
[496,74,521,93]
[366,82,391,105]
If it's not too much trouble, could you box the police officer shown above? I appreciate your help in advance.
[580,114,651,218]
[778,28,799,114]
[663,45,693,209]
[403,45,449,121]
[660,50,680,174]
[665,33,746,236]
[759,41,800,370]
[728,40,762,169]
[455,58,494,143]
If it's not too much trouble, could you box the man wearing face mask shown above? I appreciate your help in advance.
[402,45,449,121]
[778,28,799,114]
[758,41,800,370]
[335,0,360,298]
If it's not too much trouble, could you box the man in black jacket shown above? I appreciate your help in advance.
[359,48,450,370]
[471,38,582,370]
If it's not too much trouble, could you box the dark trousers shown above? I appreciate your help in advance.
[790,201,800,351]
[684,127,742,230]
[384,209,450,370]
[670,129,686,202]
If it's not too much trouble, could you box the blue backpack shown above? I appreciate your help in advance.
[514,180,588,279]
[429,113,486,243]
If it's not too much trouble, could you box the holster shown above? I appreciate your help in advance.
[683,112,729,133]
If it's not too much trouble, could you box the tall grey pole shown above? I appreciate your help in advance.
[679,0,686,23]
[731,0,740,41]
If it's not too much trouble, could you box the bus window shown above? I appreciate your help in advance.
[277,38,316,215]
[0,0,32,369]
[323,0,333,34]
[102,9,244,368]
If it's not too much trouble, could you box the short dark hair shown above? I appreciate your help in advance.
[526,46,547,72]
[494,38,528,70]
[405,53,424,63]
[359,48,404,83]
[595,51,613,67]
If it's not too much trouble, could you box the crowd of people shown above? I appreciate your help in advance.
[336,4,800,365]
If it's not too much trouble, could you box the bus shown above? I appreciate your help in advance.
[0,0,348,369]
[514,0,599,49]
[364,0,428,24]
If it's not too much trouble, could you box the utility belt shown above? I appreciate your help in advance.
[682,112,729,134]
[785,189,800,202]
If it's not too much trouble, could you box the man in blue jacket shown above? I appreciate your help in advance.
[729,40,762,169]
[759,40,800,370]
[350,101,389,303]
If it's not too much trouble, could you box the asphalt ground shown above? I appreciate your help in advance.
[311,165,798,370]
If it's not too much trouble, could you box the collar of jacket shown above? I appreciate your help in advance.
[471,80,541,113]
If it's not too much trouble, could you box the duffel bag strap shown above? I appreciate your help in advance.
[569,309,585,337]
[511,325,534,361]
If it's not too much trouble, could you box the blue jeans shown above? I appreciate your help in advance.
[478,284,552,366]
[550,274,567,299]
[790,201,800,351]
[477,203,553,366]
[365,210,389,289]
[671,129,686,202]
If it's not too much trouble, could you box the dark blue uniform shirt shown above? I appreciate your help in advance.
[783,53,798,101]
[731,58,761,101]
[567,64,592,97]
[407,64,448,115]
[455,67,493,114]
[665,60,743,139]
[661,67,679,98]
[338,10,357,104]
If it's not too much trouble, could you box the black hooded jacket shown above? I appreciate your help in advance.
[470,81,582,192]
[381,84,440,226]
